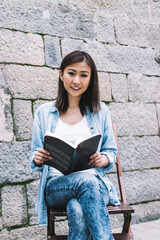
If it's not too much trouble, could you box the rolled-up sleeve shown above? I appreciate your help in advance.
[100,107,117,171]
[29,109,43,172]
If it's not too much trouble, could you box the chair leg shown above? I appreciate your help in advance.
[122,213,132,233]
[47,208,55,237]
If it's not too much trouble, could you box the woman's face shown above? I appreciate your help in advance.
[59,61,91,100]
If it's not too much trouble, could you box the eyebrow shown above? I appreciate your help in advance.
[67,68,89,73]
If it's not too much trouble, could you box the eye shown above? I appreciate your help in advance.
[81,74,88,78]
[68,72,75,76]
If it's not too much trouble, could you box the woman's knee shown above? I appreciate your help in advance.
[79,174,100,192]
[67,198,83,219]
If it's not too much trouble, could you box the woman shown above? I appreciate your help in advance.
[30,51,120,240]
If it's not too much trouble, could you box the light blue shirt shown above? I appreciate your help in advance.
[30,100,120,225]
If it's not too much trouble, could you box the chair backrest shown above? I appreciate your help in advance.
[113,125,127,203]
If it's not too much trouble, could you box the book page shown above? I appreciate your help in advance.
[75,133,101,147]
[45,131,76,149]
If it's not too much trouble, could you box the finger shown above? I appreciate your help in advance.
[92,159,102,164]
[92,160,103,168]
[34,159,43,165]
[37,148,51,156]
[89,155,102,164]
[36,155,52,162]
[90,152,100,159]
[35,156,45,162]
[35,151,52,159]
[89,157,102,166]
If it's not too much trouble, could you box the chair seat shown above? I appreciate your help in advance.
[107,202,134,214]
[49,202,134,217]
[48,232,134,240]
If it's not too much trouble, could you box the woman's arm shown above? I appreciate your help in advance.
[34,148,52,166]
[100,106,117,171]
[29,108,51,172]
[88,106,117,171]
[89,152,109,168]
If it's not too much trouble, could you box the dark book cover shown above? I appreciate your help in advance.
[43,132,101,175]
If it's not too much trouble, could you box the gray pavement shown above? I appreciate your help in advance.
[113,219,160,240]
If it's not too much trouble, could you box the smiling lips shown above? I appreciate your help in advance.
[71,86,81,90]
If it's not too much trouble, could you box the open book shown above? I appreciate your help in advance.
[43,131,101,175]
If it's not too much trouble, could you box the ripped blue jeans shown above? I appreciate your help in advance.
[45,172,114,240]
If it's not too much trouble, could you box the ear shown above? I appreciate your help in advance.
[59,70,63,81]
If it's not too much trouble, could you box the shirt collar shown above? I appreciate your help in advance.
[49,100,58,113]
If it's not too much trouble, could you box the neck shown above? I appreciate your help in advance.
[68,96,81,109]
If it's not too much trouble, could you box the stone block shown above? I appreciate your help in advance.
[0,29,44,65]
[26,180,40,225]
[33,100,51,114]
[118,136,160,171]
[1,65,59,99]
[122,169,160,204]
[110,214,124,229]
[0,86,13,142]
[44,36,61,68]
[13,100,33,140]
[48,0,133,12]
[0,229,11,240]
[114,17,160,49]
[150,1,160,22]
[0,0,95,39]
[61,38,84,58]
[98,72,112,102]
[157,104,160,129]
[2,185,27,227]
[0,191,2,215]
[100,0,133,12]
[9,225,47,240]
[132,201,160,224]
[55,219,68,235]
[95,11,116,43]
[0,141,40,184]
[132,0,150,19]
[110,74,128,102]
[84,42,160,76]
[128,73,160,102]
[0,217,2,230]
[108,103,158,136]
[109,169,160,204]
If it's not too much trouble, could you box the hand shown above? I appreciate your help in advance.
[89,152,109,168]
[34,148,52,166]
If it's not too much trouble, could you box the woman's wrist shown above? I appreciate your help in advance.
[101,154,109,167]
[33,159,42,167]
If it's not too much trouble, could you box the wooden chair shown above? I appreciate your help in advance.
[47,126,134,240]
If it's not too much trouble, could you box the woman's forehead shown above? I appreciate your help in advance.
[65,61,91,72]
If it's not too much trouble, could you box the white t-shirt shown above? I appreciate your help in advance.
[48,116,97,176]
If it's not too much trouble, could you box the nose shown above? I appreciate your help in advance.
[73,75,80,84]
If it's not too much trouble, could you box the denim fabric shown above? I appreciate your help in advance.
[45,172,114,240]
[29,100,120,225]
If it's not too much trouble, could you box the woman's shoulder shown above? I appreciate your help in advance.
[35,100,57,114]
[87,102,109,116]
[99,102,110,113]
[95,102,111,121]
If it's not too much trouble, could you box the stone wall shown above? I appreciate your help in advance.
[0,0,160,239]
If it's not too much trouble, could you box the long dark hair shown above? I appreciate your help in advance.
[55,51,100,115]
